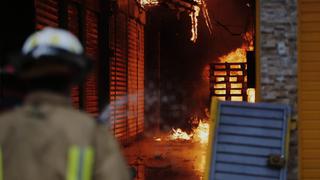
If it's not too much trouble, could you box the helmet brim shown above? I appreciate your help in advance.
[10,47,92,84]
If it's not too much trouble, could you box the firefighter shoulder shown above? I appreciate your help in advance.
[0,27,130,180]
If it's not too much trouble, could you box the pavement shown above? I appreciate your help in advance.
[123,131,207,180]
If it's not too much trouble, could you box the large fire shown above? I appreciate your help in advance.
[218,47,247,63]
[212,31,256,102]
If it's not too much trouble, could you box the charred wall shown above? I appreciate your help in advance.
[145,0,255,130]
[146,6,212,130]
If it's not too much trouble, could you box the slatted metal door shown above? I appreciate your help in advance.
[109,13,129,141]
[137,23,145,135]
[207,101,290,180]
[34,0,59,30]
[298,0,320,179]
[84,10,99,117]
[109,13,145,142]
[128,18,139,139]
[128,19,145,139]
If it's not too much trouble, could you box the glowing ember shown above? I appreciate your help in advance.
[200,0,213,35]
[154,137,162,142]
[139,0,159,7]
[190,5,200,43]
[243,31,254,51]
[189,0,212,42]
[202,64,210,81]
[138,0,212,43]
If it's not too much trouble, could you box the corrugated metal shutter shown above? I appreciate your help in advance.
[109,13,128,141]
[34,0,59,30]
[298,0,320,179]
[127,19,145,138]
[68,3,80,109]
[128,18,138,139]
[109,14,145,142]
[84,10,99,116]
[137,23,145,134]
[208,101,290,180]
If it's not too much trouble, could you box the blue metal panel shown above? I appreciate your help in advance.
[209,101,289,180]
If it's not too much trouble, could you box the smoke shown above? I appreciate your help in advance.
[97,93,140,124]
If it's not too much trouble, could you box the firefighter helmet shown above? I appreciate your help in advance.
[12,27,91,84]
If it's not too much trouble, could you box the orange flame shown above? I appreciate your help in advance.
[210,31,256,102]
[169,128,193,141]
[168,117,209,144]
[192,120,209,144]
[243,31,254,51]
[247,88,255,103]
[140,0,159,7]
[219,47,247,63]
[190,6,200,43]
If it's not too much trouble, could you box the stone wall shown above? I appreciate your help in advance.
[259,0,298,179]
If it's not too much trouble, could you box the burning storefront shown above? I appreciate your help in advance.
[126,0,258,179]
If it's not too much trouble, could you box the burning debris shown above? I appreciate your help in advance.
[138,0,212,43]
[190,5,200,42]
[190,0,213,42]
[167,119,209,144]
[140,0,159,7]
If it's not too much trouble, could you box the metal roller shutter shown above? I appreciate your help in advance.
[84,10,99,116]
[127,19,145,139]
[137,23,145,134]
[109,13,128,141]
[68,3,80,109]
[34,0,59,30]
[128,18,138,139]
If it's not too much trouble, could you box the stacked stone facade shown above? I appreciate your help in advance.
[260,0,297,179]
